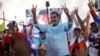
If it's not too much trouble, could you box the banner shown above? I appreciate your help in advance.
[0,12,5,31]
[0,19,5,31]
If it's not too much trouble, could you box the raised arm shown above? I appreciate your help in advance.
[31,5,37,24]
[72,10,80,26]
[74,8,90,40]
[88,0,100,23]
[74,8,84,30]
[83,13,90,40]
[31,5,47,33]
[62,4,74,31]
[73,16,80,27]
[62,4,73,22]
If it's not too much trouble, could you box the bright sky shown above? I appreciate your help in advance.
[0,0,94,30]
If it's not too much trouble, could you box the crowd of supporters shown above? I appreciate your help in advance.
[0,0,100,56]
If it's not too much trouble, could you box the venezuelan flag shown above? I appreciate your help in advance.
[90,9,100,23]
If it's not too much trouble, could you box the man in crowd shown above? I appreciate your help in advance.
[7,21,31,56]
[69,27,87,56]
[88,0,100,56]
[88,22,100,56]
[31,4,74,56]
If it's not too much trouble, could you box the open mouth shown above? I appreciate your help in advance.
[51,20,56,22]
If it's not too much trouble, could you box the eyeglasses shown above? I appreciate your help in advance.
[50,16,57,19]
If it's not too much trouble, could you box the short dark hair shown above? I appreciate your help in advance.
[50,11,59,16]
[90,22,97,27]
[39,31,45,34]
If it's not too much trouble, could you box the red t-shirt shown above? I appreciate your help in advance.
[11,32,31,56]
[15,32,26,38]
[4,35,11,44]
[11,32,27,45]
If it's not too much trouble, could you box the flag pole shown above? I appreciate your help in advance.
[3,11,5,20]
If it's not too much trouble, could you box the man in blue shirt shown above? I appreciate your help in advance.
[31,4,74,56]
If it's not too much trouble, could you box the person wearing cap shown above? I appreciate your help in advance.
[88,22,100,56]
[88,1,100,56]
[68,27,87,56]
[7,21,31,56]
[31,4,74,56]
[0,31,5,56]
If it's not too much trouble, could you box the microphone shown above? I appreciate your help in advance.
[45,1,50,21]
[46,1,50,8]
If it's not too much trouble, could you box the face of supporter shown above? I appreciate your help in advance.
[74,30,81,37]
[50,14,60,25]
[40,33,46,39]
[13,27,18,32]
[91,25,98,32]
[8,26,18,33]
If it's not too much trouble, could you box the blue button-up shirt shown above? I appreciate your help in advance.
[35,21,73,56]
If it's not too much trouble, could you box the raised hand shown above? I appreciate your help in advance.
[74,7,78,14]
[83,12,90,23]
[86,12,90,21]
[71,9,80,26]
[31,4,37,15]
[31,4,37,24]
[88,0,93,9]
[62,4,69,14]
[70,11,76,19]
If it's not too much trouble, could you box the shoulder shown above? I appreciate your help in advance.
[16,32,26,38]
[62,22,73,26]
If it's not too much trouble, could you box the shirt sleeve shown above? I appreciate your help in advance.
[64,21,73,32]
[34,23,47,33]
[90,9,100,23]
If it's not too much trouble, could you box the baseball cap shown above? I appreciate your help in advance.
[7,21,17,27]
[90,22,97,27]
